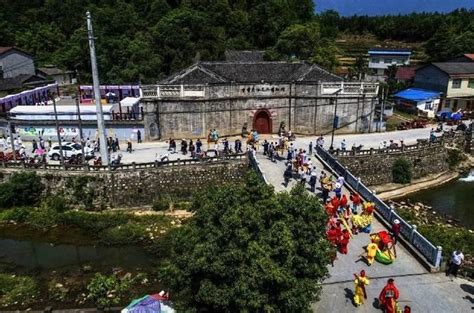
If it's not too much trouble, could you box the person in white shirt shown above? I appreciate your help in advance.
[0,137,6,151]
[446,250,464,277]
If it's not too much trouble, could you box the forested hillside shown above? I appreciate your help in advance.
[0,1,472,84]
[0,0,320,83]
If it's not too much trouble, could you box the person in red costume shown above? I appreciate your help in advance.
[330,196,340,213]
[327,225,340,246]
[339,194,348,213]
[338,229,350,254]
[350,192,361,214]
[378,278,400,313]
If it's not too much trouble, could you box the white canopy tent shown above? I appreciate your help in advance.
[10,105,114,121]
[119,96,140,107]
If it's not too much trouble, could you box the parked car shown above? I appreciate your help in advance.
[48,142,94,160]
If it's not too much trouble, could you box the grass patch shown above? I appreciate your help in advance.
[0,273,38,307]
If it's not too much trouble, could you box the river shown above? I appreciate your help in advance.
[402,170,474,228]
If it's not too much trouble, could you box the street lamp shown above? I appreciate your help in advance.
[329,88,343,150]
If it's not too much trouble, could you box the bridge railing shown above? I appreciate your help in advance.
[248,150,269,184]
[0,154,247,172]
[315,145,442,269]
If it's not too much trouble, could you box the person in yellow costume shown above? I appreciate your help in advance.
[354,270,369,306]
[366,242,378,266]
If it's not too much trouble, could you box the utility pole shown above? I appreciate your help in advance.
[86,11,108,165]
[7,117,16,161]
[51,92,65,166]
[75,69,86,165]
[329,88,343,150]
[75,95,86,165]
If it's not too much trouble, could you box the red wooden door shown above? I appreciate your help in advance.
[254,110,271,134]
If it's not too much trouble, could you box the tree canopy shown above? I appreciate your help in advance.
[0,0,316,83]
[160,173,332,312]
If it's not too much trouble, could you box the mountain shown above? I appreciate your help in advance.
[316,0,474,16]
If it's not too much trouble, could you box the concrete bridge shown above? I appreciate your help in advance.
[252,146,473,313]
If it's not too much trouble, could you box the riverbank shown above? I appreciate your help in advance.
[0,206,191,309]
[388,199,474,278]
[373,171,460,200]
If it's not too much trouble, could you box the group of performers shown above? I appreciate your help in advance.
[321,174,407,311]
[353,274,409,313]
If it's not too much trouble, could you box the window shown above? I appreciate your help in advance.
[468,79,474,89]
[424,101,433,110]
[452,79,462,89]
[384,59,392,64]
[370,58,378,63]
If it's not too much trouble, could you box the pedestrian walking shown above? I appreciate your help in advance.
[309,167,317,192]
[309,141,313,155]
[378,278,400,313]
[32,139,38,153]
[446,250,464,278]
[353,270,369,306]
[39,137,45,150]
[137,129,142,143]
[114,137,120,150]
[390,219,401,245]
[126,140,133,153]
[196,138,202,153]
[341,139,347,151]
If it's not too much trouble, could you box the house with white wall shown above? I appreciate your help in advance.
[414,62,474,113]
[368,48,412,79]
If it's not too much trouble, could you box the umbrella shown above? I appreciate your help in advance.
[122,295,175,313]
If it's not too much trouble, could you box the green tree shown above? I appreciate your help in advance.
[275,22,320,60]
[392,158,412,184]
[161,174,332,312]
[0,172,43,208]
[349,54,368,80]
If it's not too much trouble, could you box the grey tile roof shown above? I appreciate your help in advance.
[432,62,474,75]
[0,75,47,91]
[161,61,342,84]
[224,50,265,62]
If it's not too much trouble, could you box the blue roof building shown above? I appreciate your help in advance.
[368,48,412,77]
[393,88,441,117]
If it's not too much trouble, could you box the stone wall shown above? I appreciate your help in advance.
[335,144,450,186]
[143,82,377,140]
[0,158,248,208]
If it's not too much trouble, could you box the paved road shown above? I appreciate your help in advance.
[8,126,459,165]
[255,149,473,313]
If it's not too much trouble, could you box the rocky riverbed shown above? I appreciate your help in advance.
[388,199,474,277]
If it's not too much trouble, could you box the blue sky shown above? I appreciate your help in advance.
[316,0,474,16]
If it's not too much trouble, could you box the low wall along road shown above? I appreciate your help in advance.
[0,154,248,208]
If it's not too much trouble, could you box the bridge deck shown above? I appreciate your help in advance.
[255,150,472,313]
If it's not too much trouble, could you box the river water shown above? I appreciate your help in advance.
[402,170,474,228]
[0,238,155,270]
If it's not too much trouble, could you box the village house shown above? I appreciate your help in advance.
[37,65,75,86]
[140,57,379,140]
[0,47,35,79]
[414,62,474,113]
[368,48,412,80]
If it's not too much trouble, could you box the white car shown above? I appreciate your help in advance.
[48,142,94,160]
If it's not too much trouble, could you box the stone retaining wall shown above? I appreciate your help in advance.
[335,144,450,186]
[0,158,248,208]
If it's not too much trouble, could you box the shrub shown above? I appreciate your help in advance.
[86,273,146,308]
[99,223,144,245]
[0,273,38,306]
[27,207,59,229]
[0,172,43,208]
[41,194,70,213]
[392,157,412,184]
[59,211,128,233]
[446,148,466,169]
[152,195,171,211]
[0,207,30,223]
[65,176,96,209]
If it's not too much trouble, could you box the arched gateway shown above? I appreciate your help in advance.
[253,109,272,134]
